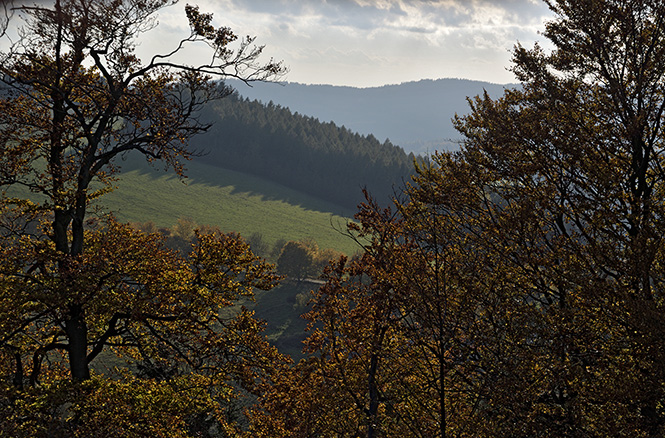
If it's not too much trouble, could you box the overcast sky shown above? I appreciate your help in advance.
[2,0,555,88]
[137,0,555,88]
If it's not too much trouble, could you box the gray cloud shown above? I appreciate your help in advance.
[103,0,554,86]
[179,0,554,85]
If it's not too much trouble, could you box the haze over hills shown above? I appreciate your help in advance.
[227,78,518,155]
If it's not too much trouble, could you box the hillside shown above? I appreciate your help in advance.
[228,78,517,154]
[93,155,361,256]
[99,157,360,358]
[191,92,418,209]
[5,153,359,360]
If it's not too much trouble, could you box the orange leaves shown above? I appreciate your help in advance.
[251,2,665,436]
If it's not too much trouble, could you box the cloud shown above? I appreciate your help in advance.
[0,0,549,86]
[134,0,555,86]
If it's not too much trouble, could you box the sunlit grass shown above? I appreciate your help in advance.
[96,156,361,255]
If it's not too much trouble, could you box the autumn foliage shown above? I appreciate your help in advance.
[251,1,665,437]
[0,0,286,436]
[4,0,665,437]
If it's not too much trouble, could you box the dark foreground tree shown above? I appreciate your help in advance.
[0,218,285,436]
[252,1,665,436]
[438,1,665,434]
[0,0,286,435]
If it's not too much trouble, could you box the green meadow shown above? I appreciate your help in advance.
[5,155,364,359]
[94,156,361,256]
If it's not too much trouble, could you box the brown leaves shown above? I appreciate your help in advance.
[255,3,665,435]
[0,214,286,433]
[0,1,288,434]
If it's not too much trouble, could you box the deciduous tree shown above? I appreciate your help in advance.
[277,240,315,282]
[0,0,283,378]
[0,0,286,434]
[413,0,665,434]
[254,1,665,436]
[0,215,285,436]
[252,196,486,437]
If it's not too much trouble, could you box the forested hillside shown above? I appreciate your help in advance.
[193,93,418,209]
[227,78,516,154]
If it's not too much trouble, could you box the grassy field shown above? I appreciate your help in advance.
[94,156,362,256]
[99,157,361,358]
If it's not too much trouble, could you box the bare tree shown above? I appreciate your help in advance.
[0,0,13,37]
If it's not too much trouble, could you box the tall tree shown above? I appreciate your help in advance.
[0,0,286,434]
[0,0,284,382]
[251,196,484,437]
[418,0,665,434]
[254,1,665,436]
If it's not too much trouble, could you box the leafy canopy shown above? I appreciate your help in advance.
[252,1,665,437]
[0,0,287,436]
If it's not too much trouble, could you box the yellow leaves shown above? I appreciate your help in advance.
[0,0,291,434]
[191,230,281,301]
[0,213,283,410]
[86,185,116,201]
[0,373,227,438]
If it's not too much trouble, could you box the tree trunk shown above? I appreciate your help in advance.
[368,352,380,438]
[65,305,90,381]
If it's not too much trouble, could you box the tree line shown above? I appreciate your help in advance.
[132,217,343,283]
[194,93,418,209]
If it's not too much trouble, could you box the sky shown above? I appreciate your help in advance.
[1,0,555,88]
[137,0,555,88]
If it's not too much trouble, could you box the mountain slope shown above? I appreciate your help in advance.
[228,78,517,154]
[191,93,417,209]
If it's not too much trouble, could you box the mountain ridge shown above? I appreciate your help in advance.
[228,77,518,154]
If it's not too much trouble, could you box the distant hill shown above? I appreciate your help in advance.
[227,78,518,155]
[191,93,418,210]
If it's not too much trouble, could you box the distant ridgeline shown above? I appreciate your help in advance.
[192,92,418,209]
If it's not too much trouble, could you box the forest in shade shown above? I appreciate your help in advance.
[193,92,418,209]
